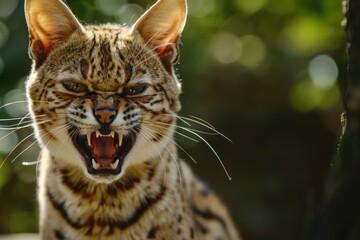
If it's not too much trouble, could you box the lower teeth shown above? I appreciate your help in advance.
[110,159,119,169]
[91,159,119,170]
[92,159,100,170]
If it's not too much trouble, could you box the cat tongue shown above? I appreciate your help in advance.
[91,133,116,166]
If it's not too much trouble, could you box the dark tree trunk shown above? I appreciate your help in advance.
[309,0,360,239]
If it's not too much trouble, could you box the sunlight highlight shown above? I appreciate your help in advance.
[188,0,215,17]
[116,4,144,25]
[235,0,268,14]
[308,54,338,89]
[95,0,128,16]
[283,15,339,55]
[0,21,9,48]
[290,79,340,112]
[210,32,242,64]
[4,89,28,117]
[0,131,18,154]
[238,35,267,69]
[0,0,18,18]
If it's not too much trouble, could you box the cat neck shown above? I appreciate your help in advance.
[37,144,196,237]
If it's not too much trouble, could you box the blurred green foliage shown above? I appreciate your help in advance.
[0,0,345,239]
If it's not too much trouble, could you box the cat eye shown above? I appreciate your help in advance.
[62,81,88,93]
[124,85,148,96]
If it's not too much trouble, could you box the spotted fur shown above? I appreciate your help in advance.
[24,0,240,239]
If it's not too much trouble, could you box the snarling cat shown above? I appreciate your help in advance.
[24,0,240,239]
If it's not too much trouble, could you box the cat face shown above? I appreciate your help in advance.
[25,0,187,183]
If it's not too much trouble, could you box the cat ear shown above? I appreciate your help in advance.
[25,0,83,64]
[133,0,187,66]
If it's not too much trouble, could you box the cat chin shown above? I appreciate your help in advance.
[82,171,124,184]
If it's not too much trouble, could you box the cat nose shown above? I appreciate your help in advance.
[94,107,116,126]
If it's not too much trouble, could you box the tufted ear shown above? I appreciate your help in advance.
[133,0,187,68]
[25,0,84,65]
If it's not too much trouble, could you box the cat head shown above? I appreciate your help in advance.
[25,0,187,183]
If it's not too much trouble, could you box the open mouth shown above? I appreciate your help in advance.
[69,127,137,175]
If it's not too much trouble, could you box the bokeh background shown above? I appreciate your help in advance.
[0,0,345,239]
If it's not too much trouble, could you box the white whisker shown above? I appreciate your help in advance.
[22,161,39,166]
[22,124,69,167]
[0,132,36,168]
[142,120,200,143]
[133,43,175,69]
[143,123,197,164]
[132,29,162,60]
[142,113,233,180]
[181,127,232,181]
[177,115,232,143]
[139,128,173,187]
[0,100,28,110]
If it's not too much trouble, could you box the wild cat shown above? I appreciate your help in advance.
[22,0,241,239]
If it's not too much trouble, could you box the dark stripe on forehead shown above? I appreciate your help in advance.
[113,32,120,45]
[79,58,89,79]
[100,42,111,58]
[126,63,133,83]
[89,36,96,58]
[100,42,112,70]
[117,47,125,62]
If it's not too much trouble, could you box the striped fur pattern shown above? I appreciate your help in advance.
[24,0,240,239]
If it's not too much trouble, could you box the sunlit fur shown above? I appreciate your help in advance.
[21,0,241,239]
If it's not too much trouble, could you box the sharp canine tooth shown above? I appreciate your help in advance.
[110,131,115,138]
[111,159,119,169]
[96,131,101,138]
[92,159,100,170]
[87,133,91,146]
[118,134,123,146]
